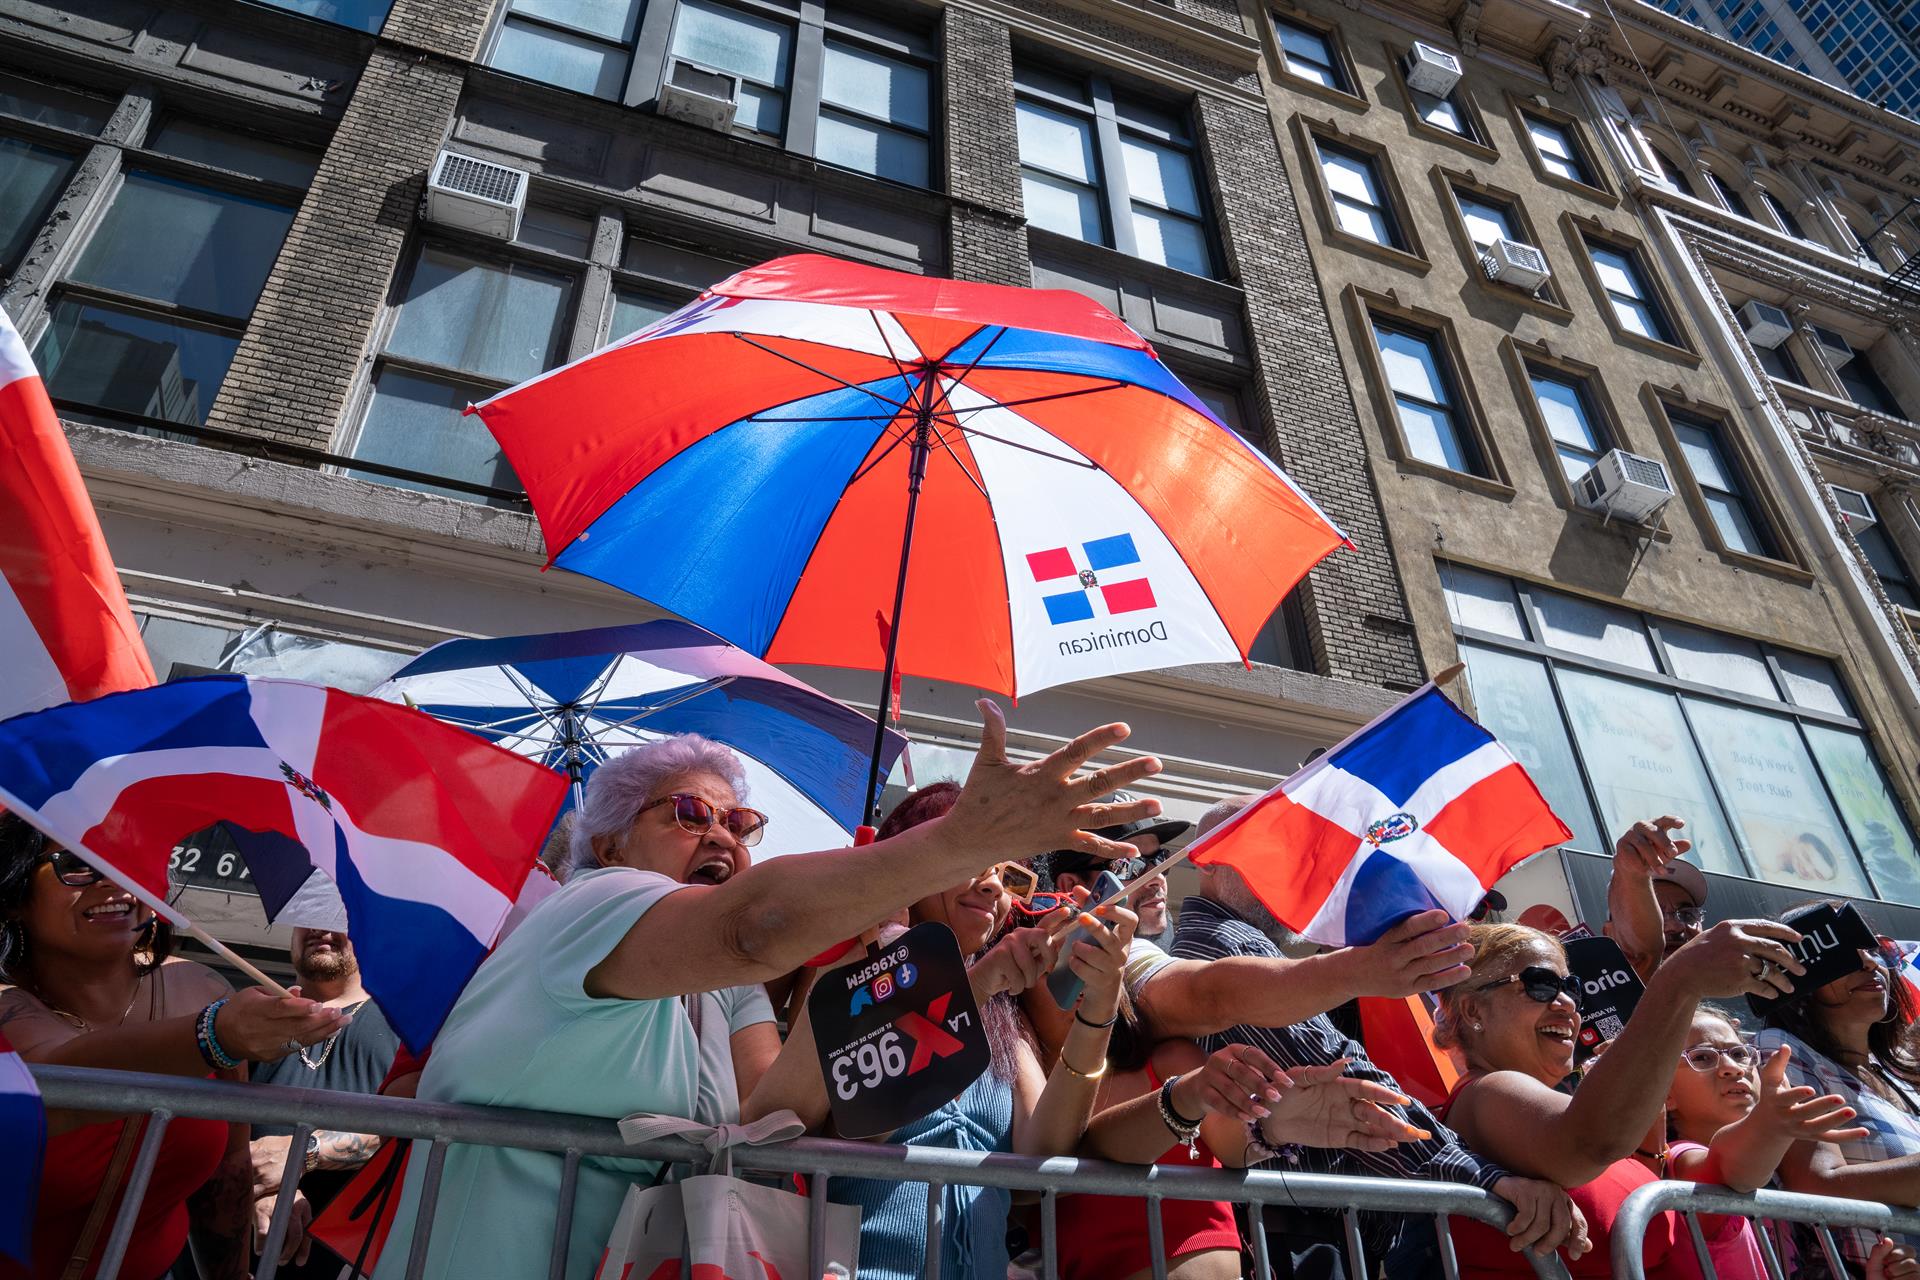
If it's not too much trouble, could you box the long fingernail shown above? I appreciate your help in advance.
[1255,1106,1271,1118]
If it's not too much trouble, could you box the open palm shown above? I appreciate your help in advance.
[1260,1061,1429,1151]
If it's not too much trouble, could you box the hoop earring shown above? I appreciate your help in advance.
[133,916,158,972]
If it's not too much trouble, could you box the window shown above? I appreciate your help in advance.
[1855,517,1918,610]
[0,75,111,278]
[243,0,395,33]
[1372,320,1480,473]
[607,288,678,343]
[1454,189,1524,253]
[491,0,647,100]
[1752,334,1805,384]
[0,73,113,133]
[1651,146,1695,195]
[346,246,574,504]
[34,130,309,428]
[1444,564,1920,901]
[1705,169,1754,220]
[1836,351,1907,418]
[1669,409,1777,558]
[667,0,794,136]
[1759,186,1810,240]
[1275,17,1350,92]
[818,38,930,185]
[1586,239,1677,345]
[1523,113,1595,186]
[1015,66,1214,277]
[1527,367,1609,483]
[1317,141,1403,249]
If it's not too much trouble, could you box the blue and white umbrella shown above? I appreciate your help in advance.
[373,620,907,858]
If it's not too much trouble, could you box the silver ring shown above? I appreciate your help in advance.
[283,1038,301,1052]
[1753,959,1777,980]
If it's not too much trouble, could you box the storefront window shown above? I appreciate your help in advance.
[1458,642,1603,854]
[1804,725,1920,905]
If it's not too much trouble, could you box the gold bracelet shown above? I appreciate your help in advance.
[1058,1052,1109,1081]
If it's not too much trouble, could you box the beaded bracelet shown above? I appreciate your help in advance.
[1157,1074,1203,1157]
[195,998,239,1071]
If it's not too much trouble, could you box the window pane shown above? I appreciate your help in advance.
[1704,490,1770,557]
[515,205,594,257]
[348,369,523,506]
[1527,117,1587,183]
[1132,206,1211,275]
[223,629,409,694]
[1319,146,1379,205]
[1774,651,1853,716]
[1332,198,1394,245]
[821,41,929,131]
[72,173,293,317]
[387,248,571,383]
[1760,188,1808,239]
[0,74,113,133]
[1706,170,1753,220]
[493,18,627,99]
[1440,562,1527,639]
[1804,724,1920,904]
[148,120,318,186]
[1457,194,1515,249]
[1414,90,1467,135]
[1532,588,1658,669]
[247,0,395,33]
[817,112,929,186]
[1753,340,1803,384]
[1375,326,1444,403]
[1016,100,1096,183]
[1558,669,1744,876]
[607,288,676,342]
[1838,357,1906,418]
[1530,372,1603,454]
[0,137,75,272]
[1686,699,1871,895]
[1458,643,1605,853]
[1277,22,1340,87]
[734,83,785,136]
[35,299,239,425]
[1858,525,1920,609]
[1660,623,1777,698]
[1115,97,1186,142]
[1396,399,1472,472]
[1022,172,1104,243]
[1120,134,1200,215]
[511,0,641,41]
[1590,245,1640,297]
[671,0,793,88]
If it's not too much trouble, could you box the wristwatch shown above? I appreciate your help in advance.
[302,1131,321,1173]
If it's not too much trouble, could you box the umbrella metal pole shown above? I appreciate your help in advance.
[862,384,937,829]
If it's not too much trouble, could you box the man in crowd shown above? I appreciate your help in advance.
[1168,796,1582,1278]
[1604,815,1706,981]
[1044,793,1188,946]
[249,927,401,1278]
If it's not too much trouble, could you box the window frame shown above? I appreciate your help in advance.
[1511,99,1614,202]
[1507,344,1624,500]
[1438,168,1570,315]
[1850,504,1920,612]
[1348,287,1508,490]
[1648,394,1806,574]
[1269,10,1366,106]
[1298,120,1426,271]
[1569,218,1697,362]
[1386,42,1495,157]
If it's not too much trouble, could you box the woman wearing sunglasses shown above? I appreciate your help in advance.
[1752,901,1920,1271]
[376,703,1164,1280]
[1431,917,1805,1277]
[0,814,349,1280]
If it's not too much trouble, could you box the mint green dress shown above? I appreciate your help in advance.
[373,866,773,1280]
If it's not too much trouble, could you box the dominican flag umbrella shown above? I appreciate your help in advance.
[471,254,1348,823]
[374,620,905,855]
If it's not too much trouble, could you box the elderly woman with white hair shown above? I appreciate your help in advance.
[374,703,1162,1280]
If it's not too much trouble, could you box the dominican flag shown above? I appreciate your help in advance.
[0,1031,43,1279]
[1189,681,1572,947]
[0,675,570,1051]
[0,308,154,720]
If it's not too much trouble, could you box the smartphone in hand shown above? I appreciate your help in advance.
[1046,870,1127,1010]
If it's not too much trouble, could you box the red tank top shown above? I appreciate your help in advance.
[1055,1062,1241,1280]
[1437,1076,1699,1279]
[35,1111,229,1280]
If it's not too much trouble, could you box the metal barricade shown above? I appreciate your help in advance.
[34,1064,1572,1280]
[1612,1179,1920,1279]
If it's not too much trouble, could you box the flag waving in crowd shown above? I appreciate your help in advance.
[0,309,153,721]
[0,675,570,1051]
[0,1031,41,1280]
[1190,676,1572,946]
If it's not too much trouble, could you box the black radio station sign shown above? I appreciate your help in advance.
[807,921,991,1140]
[167,823,259,897]
[1564,935,1645,1063]
[1747,904,1876,1017]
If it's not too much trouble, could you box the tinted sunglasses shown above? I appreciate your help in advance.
[1011,891,1073,918]
[976,861,1038,903]
[1681,1042,1758,1072]
[1477,966,1584,1010]
[1662,906,1706,929]
[638,793,768,847]
[41,848,106,888]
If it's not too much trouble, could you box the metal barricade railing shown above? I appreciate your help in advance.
[34,1064,1571,1280]
[1612,1179,1920,1280]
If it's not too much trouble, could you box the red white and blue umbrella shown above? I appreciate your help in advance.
[471,255,1348,821]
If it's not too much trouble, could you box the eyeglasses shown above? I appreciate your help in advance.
[1681,1042,1757,1072]
[1011,891,1072,919]
[1110,851,1172,881]
[975,861,1038,903]
[637,794,768,847]
[1475,966,1584,1010]
[40,848,105,888]
[1662,906,1706,929]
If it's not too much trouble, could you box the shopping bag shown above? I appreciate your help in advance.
[597,1111,862,1279]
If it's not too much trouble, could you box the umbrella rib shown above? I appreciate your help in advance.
[731,333,912,411]
[950,381,1134,415]
[845,419,920,487]
[925,325,1010,421]
[949,422,1100,469]
[589,675,740,735]
[868,308,918,386]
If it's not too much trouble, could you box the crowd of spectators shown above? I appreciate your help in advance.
[5,707,1920,1280]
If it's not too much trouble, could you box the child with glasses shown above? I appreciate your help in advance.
[1663,1005,1867,1278]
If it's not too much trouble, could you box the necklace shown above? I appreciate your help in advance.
[33,974,141,1033]
[297,1000,367,1070]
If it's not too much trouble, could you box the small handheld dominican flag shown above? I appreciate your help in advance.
[0,1031,44,1279]
[1189,679,1572,947]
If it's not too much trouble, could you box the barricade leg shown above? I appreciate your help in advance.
[1040,1188,1059,1280]
[95,1110,171,1280]
[808,1168,830,1280]
[1147,1194,1168,1280]
[923,1180,943,1280]
[546,1148,581,1280]
[1755,1218,1786,1280]
[1247,1201,1273,1280]
[402,1139,449,1280]
[1434,1212,1460,1280]
[255,1123,314,1280]
[1815,1224,1847,1276]
[1342,1206,1366,1279]
[1682,1211,1717,1279]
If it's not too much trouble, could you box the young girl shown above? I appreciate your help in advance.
[1663,1005,1868,1279]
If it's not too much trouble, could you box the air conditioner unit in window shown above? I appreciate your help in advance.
[1831,485,1879,528]
[1480,238,1551,290]
[424,151,526,241]
[1738,300,1794,349]
[658,61,739,133]
[1575,448,1675,524]
[1813,325,1857,367]
[1403,42,1464,97]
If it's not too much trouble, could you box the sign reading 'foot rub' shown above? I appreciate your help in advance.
[807,921,992,1139]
